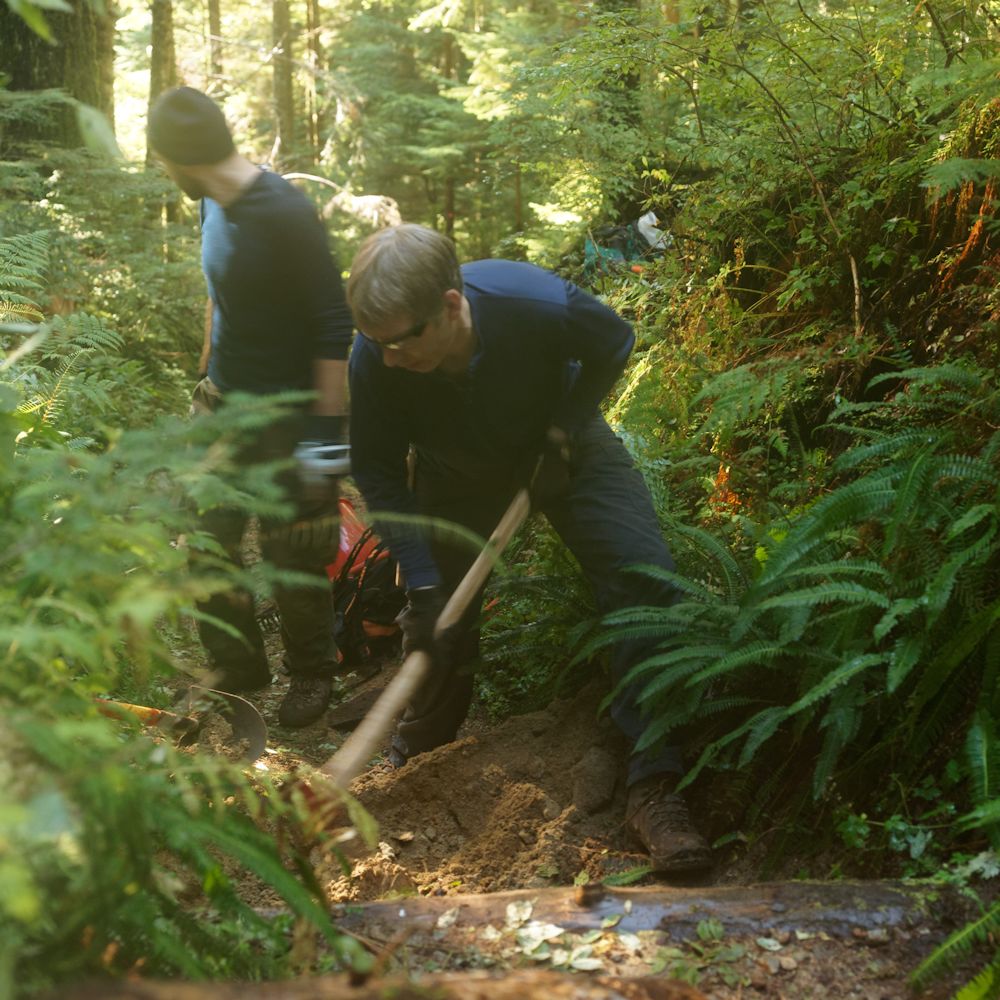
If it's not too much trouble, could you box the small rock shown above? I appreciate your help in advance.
[528,712,554,737]
[779,955,798,972]
[571,746,618,815]
[774,930,791,945]
[867,927,890,945]
[518,828,534,846]
[424,826,437,841]
[852,927,868,940]
[759,955,781,975]
[526,756,547,779]
[393,830,415,843]
[542,796,561,820]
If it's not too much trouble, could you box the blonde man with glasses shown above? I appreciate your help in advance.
[346,224,711,875]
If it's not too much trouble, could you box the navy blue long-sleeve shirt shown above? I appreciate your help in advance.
[201,170,354,394]
[349,259,634,588]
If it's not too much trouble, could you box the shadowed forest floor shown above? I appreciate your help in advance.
[210,633,983,1000]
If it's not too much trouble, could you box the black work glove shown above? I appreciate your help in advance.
[527,426,573,510]
[396,585,459,669]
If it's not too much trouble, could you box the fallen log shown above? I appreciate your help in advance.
[61,970,707,1000]
[328,879,965,944]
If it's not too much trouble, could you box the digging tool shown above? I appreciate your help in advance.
[181,685,269,762]
[96,699,200,742]
[96,685,268,762]
[318,487,532,789]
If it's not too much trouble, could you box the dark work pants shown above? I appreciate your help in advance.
[393,415,684,786]
[192,378,338,683]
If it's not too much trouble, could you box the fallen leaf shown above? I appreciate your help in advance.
[756,936,783,952]
[505,899,534,928]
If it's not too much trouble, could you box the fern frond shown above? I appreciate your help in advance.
[868,363,986,395]
[886,634,924,694]
[758,472,899,581]
[935,454,1000,488]
[926,527,1000,621]
[756,582,891,613]
[737,705,787,767]
[875,598,923,643]
[686,640,789,687]
[833,429,944,472]
[785,654,887,718]
[911,599,1000,716]
[621,563,723,603]
[783,560,890,583]
[667,522,748,600]
[966,715,1000,852]
[946,505,999,542]
[911,901,1000,990]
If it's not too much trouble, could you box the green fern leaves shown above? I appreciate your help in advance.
[604,360,1000,807]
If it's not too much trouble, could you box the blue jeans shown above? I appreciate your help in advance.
[395,414,683,786]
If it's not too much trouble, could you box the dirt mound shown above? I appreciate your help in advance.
[321,683,648,900]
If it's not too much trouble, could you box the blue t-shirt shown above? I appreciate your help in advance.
[349,259,634,587]
[201,170,353,394]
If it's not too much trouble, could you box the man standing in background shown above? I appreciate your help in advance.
[148,86,353,728]
[346,223,711,875]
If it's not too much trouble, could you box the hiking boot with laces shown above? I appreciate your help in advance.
[626,775,712,874]
[278,675,333,728]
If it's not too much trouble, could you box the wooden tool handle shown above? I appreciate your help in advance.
[96,698,197,731]
[320,488,531,789]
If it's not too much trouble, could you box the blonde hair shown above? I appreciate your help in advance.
[347,224,463,332]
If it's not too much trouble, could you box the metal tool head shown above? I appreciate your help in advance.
[185,685,269,762]
[295,441,351,479]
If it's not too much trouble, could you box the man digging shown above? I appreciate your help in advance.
[148,87,352,728]
[346,223,711,875]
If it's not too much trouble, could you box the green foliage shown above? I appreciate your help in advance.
[1,293,367,992]
[479,520,596,718]
[911,711,1000,996]
[583,361,1000,810]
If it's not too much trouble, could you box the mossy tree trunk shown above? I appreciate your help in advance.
[208,0,223,87]
[0,0,115,148]
[146,0,178,165]
[272,0,297,167]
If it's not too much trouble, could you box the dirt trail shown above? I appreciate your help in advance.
[245,663,980,999]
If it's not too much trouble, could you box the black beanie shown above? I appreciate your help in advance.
[148,87,235,166]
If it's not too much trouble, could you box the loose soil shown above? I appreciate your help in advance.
[213,637,984,1000]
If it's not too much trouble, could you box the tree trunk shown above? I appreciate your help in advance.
[147,0,178,164]
[324,880,967,943]
[208,0,223,86]
[272,0,296,167]
[0,0,115,149]
[595,0,640,218]
[304,0,322,162]
[514,163,523,231]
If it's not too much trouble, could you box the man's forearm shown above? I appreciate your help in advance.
[313,358,349,416]
[199,299,213,376]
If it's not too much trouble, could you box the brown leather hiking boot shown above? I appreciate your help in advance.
[277,675,333,728]
[626,775,712,874]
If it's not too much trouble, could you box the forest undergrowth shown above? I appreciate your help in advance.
[4,0,1000,995]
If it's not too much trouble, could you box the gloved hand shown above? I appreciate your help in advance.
[296,414,350,505]
[396,585,459,668]
[527,426,573,509]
